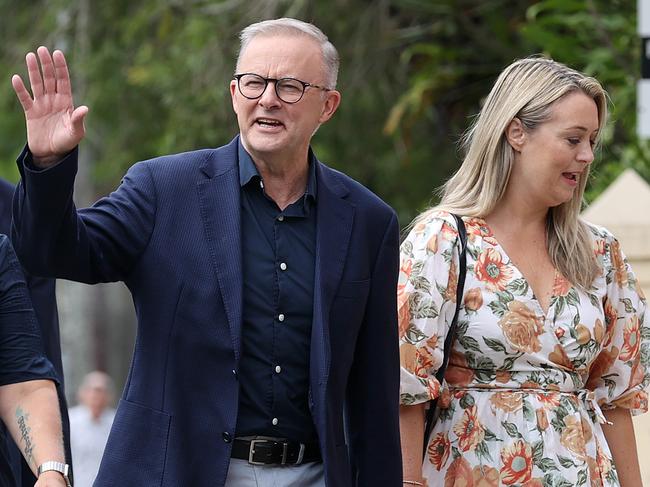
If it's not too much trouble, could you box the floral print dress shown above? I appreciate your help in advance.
[398,211,649,487]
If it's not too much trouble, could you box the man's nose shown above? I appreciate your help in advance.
[258,80,281,107]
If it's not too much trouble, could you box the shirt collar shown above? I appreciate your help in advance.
[238,140,317,201]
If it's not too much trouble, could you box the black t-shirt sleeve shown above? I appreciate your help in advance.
[0,235,57,386]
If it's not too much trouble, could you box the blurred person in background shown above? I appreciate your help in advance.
[398,57,647,487]
[69,371,115,487]
[9,17,401,487]
[0,178,72,487]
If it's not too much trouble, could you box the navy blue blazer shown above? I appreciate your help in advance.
[0,179,72,487]
[12,137,402,487]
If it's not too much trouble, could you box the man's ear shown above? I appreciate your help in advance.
[505,117,526,151]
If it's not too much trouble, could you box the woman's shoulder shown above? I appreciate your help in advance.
[401,209,463,256]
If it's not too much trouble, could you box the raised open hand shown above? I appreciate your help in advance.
[11,46,88,167]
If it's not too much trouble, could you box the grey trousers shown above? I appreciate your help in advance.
[224,458,326,487]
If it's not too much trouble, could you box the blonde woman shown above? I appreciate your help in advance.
[399,57,648,487]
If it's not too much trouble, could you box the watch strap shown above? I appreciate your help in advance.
[38,461,72,487]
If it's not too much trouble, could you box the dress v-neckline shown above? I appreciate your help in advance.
[476,217,559,319]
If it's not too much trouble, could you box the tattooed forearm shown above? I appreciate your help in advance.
[15,407,35,467]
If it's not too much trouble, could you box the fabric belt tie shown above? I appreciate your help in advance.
[231,438,322,465]
[576,389,611,425]
[447,386,612,425]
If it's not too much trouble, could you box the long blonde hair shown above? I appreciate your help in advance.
[422,57,608,289]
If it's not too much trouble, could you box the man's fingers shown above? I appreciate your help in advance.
[52,50,71,97]
[71,105,88,136]
[25,52,43,99]
[37,46,56,95]
[11,75,33,112]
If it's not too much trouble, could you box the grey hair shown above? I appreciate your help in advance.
[236,18,339,89]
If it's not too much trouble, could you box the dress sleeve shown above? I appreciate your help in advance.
[587,230,649,415]
[398,211,462,405]
[0,235,57,386]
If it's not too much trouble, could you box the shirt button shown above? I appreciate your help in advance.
[279,262,287,271]
[277,215,284,222]
[278,314,285,322]
[275,365,282,373]
[272,418,279,426]
[232,369,238,379]
[222,432,232,443]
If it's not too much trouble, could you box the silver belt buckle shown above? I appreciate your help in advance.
[248,439,266,465]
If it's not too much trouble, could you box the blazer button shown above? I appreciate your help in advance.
[222,432,232,443]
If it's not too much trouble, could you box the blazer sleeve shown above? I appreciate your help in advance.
[346,211,402,486]
[12,146,156,284]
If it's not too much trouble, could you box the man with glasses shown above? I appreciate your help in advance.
[10,18,401,487]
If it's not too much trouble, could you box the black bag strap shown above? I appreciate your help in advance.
[422,213,468,453]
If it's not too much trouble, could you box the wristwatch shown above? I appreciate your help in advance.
[38,461,72,487]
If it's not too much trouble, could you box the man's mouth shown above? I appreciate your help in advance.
[255,118,283,128]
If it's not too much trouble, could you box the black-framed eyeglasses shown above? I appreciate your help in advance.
[233,73,331,104]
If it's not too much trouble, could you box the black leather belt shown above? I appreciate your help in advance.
[231,438,322,465]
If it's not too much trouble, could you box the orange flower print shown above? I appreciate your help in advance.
[464,287,484,312]
[586,346,619,390]
[596,439,613,478]
[400,343,418,374]
[629,353,645,390]
[619,315,641,362]
[427,378,441,400]
[489,392,523,414]
[475,248,513,292]
[472,465,499,487]
[446,258,459,303]
[560,415,590,459]
[586,456,604,487]
[453,405,485,452]
[552,274,571,297]
[500,440,533,485]
[535,408,549,431]
[427,432,450,471]
[427,234,438,254]
[444,456,473,487]
[603,297,617,330]
[438,387,453,409]
[412,222,427,234]
[610,239,628,287]
[548,344,573,369]
[440,220,459,243]
[593,238,606,256]
[535,392,561,407]
[465,217,499,246]
[575,324,592,345]
[397,294,411,339]
[593,319,606,344]
[445,349,475,387]
[398,258,413,295]
[495,370,511,384]
[498,301,544,353]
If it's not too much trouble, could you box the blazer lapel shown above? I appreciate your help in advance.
[197,138,243,361]
[311,162,354,385]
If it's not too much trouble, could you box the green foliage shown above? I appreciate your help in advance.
[0,0,646,225]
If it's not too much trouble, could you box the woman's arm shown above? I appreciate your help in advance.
[601,407,643,487]
[0,379,66,486]
[400,403,426,485]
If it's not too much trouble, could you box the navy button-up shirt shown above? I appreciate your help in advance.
[235,143,318,443]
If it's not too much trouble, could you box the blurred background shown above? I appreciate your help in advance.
[1,0,649,482]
